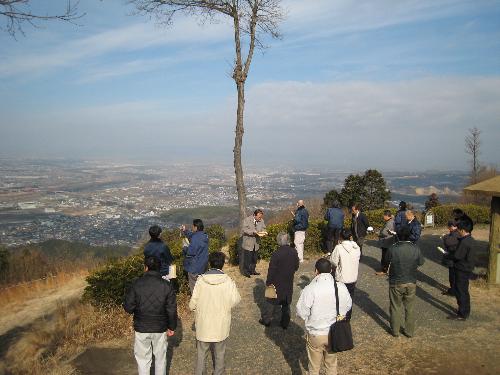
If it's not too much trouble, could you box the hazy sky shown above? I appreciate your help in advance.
[1,0,499,170]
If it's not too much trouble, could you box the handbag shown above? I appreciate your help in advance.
[328,279,354,352]
[265,284,277,299]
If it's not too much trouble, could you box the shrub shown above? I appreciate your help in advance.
[84,225,227,306]
[430,204,490,226]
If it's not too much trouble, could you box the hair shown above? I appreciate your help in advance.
[315,258,332,274]
[331,200,340,208]
[254,208,264,216]
[383,210,392,217]
[397,226,411,241]
[399,201,407,210]
[148,225,162,239]
[447,220,457,228]
[405,209,415,217]
[192,218,204,231]
[208,251,226,270]
[340,228,352,241]
[145,256,161,272]
[276,231,290,246]
[352,202,362,211]
[456,216,473,233]
[452,208,465,219]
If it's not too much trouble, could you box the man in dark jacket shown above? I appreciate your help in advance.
[351,203,370,255]
[182,219,209,293]
[143,225,174,279]
[403,209,422,243]
[124,256,177,375]
[387,227,424,337]
[260,232,299,329]
[447,216,476,321]
[441,220,459,295]
[394,201,408,233]
[324,200,344,253]
[292,199,309,262]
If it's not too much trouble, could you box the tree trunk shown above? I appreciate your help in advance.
[234,80,247,232]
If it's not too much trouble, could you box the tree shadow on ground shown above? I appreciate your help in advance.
[355,287,391,333]
[416,285,456,316]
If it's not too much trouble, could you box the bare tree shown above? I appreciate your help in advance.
[465,127,481,184]
[0,0,83,37]
[129,0,284,230]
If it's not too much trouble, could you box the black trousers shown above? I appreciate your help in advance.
[448,266,456,294]
[326,227,341,253]
[381,247,390,272]
[454,269,471,318]
[261,301,290,328]
[240,249,257,275]
[344,282,356,320]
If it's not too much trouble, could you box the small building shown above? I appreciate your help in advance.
[464,176,500,284]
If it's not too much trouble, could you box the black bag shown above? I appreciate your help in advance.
[328,279,354,352]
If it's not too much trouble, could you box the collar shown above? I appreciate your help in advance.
[205,268,224,275]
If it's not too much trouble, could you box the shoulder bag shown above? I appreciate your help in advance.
[328,279,354,352]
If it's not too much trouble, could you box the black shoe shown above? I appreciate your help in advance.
[242,273,251,278]
[259,319,270,327]
[252,272,261,275]
[447,315,467,321]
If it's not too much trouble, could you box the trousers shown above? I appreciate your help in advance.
[240,249,257,275]
[134,331,167,375]
[455,269,471,318]
[294,231,306,261]
[196,340,227,375]
[306,332,337,375]
[389,283,417,337]
[326,227,341,253]
[261,300,290,328]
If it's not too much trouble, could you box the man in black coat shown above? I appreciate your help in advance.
[259,232,299,329]
[447,216,476,321]
[124,256,177,375]
[351,203,370,255]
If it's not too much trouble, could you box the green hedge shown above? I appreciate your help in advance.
[429,204,490,226]
[84,225,226,306]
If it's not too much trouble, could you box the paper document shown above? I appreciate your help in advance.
[436,246,447,255]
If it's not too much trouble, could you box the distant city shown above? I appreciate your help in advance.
[0,159,469,247]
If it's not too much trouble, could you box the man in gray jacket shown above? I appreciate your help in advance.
[376,210,395,275]
[387,226,424,337]
[240,209,266,277]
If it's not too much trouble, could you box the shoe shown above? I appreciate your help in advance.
[442,290,455,296]
[375,271,387,276]
[252,272,261,275]
[280,324,288,330]
[447,315,467,321]
[259,319,270,327]
[402,331,413,338]
[242,273,251,278]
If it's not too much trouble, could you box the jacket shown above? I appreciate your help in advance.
[351,212,369,241]
[324,207,344,229]
[293,206,309,231]
[387,241,424,286]
[296,273,352,336]
[406,219,422,243]
[330,240,361,284]
[143,239,174,276]
[189,269,241,342]
[453,235,476,272]
[183,230,209,274]
[123,270,177,333]
[241,215,266,251]
[394,210,407,232]
[378,217,395,249]
[266,245,300,305]
[442,230,459,267]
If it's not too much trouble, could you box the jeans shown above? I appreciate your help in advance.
[134,331,167,375]
[454,269,471,318]
[294,231,306,261]
[389,283,417,337]
[196,340,227,375]
[326,227,341,253]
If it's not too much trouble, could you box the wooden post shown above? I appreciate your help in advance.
[488,196,500,284]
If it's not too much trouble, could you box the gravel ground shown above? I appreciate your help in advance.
[74,231,500,375]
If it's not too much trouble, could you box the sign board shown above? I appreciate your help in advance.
[424,211,434,227]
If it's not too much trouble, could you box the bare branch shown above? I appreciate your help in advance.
[0,0,84,37]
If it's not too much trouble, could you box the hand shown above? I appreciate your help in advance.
[180,225,186,232]
[167,329,175,337]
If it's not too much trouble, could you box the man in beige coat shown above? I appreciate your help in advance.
[189,251,241,375]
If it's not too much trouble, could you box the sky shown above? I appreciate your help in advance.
[1,0,499,171]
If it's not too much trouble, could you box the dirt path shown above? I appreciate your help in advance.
[73,229,500,375]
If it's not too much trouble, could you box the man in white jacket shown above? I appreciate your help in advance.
[189,251,241,375]
[297,258,352,375]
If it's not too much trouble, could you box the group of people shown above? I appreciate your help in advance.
[123,200,478,375]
